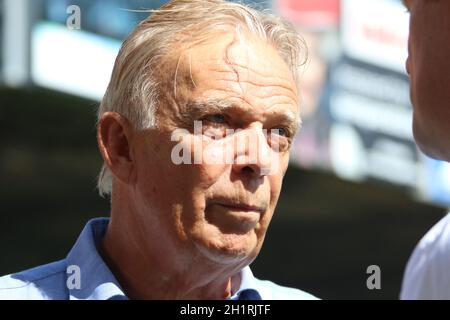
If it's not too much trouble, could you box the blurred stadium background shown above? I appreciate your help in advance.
[0,0,448,299]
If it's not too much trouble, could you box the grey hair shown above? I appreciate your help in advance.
[97,0,308,197]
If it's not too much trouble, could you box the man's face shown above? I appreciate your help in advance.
[404,0,450,160]
[131,32,299,267]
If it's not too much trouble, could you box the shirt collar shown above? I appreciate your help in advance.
[66,217,263,300]
[229,266,263,300]
[66,218,127,300]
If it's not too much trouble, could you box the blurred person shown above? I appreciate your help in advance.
[400,0,450,299]
[291,30,330,168]
[0,0,317,300]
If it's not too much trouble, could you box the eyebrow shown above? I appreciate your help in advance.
[184,99,235,119]
[182,98,301,131]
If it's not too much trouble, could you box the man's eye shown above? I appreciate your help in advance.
[272,127,289,137]
[267,128,291,152]
[203,114,227,124]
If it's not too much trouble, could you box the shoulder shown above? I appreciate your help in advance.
[407,213,450,268]
[0,260,69,300]
[253,278,319,300]
[401,213,450,299]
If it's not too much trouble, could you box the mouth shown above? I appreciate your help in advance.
[205,199,266,233]
[212,201,265,214]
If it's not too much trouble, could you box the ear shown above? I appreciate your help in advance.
[97,112,136,186]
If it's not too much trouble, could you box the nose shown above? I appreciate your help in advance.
[231,128,277,178]
[405,55,411,75]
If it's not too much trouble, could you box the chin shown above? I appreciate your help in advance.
[193,232,260,265]
[413,118,450,161]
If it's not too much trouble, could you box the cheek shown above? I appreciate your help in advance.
[269,156,289,201]
[268,153,289,205]
[192,138,232,190]
[148,137,231,221]
[163,137,234,207]
[268,175,282,204]
[279,151,290,176]
[135,133,201,202]
[134,143,176,208]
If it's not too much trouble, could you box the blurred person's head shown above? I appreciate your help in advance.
[404,0,450,160]
[95,0,306,298]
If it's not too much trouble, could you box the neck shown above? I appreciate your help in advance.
[99,214,242,299]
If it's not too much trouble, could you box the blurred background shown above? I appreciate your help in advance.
[0,0,448,299]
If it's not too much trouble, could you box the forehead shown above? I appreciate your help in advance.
[168,32,299,112]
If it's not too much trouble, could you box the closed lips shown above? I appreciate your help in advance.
[214,202,265,213]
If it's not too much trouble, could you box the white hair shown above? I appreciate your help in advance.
[97,0,307,197]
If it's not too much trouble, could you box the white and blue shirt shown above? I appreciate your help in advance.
[0,218,318,300]
[401,213,450,300]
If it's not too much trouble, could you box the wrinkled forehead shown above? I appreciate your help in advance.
[162,30,299,103]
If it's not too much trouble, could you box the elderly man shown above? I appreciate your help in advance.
[0,0,316,300]
[400,0,450,299]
